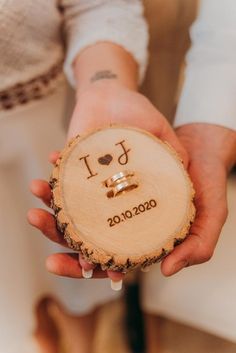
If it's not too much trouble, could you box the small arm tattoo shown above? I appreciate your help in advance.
[90,70,117,83]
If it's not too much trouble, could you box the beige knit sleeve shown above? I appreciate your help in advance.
[60,0,149,87]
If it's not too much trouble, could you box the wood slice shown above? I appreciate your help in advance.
[50,126,195,272]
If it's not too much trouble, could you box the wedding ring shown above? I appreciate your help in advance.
[111,179,138,197]
[104,170,138,198]
[104,170,134,188]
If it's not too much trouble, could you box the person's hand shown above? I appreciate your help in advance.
[28,81,188,282]
[161,123,236,276]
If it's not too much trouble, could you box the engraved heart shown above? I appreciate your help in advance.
[98,154,113,165]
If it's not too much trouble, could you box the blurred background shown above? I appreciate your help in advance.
[41,1,236,352]
[1,0,236,352]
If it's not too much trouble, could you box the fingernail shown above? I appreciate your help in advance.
[82,268,93,279]
[141,266,150,272]
[111,280,123,291]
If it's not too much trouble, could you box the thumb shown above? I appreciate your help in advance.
[153,117,189,169]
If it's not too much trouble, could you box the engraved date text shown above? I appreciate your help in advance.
[107,199,157,227]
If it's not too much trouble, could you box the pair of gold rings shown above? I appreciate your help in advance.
[104,170,138,198]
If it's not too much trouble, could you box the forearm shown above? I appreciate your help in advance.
[73,42,139,97]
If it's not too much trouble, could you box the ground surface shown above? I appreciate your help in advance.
[94,300,236,353]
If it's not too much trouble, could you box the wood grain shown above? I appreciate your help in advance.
[51,126,195,271]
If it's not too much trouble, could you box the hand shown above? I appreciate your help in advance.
[66,81,189,157]
[28,81,188,281]
[161,123,236,276]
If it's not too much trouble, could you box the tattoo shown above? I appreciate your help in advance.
[90,70,117,82]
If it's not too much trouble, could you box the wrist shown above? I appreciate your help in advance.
[76,78,133,100]
[74,42,138,98]
[176,123,236,172]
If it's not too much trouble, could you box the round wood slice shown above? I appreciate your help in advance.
[50,126,195,272]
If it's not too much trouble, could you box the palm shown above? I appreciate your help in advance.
[28,84,188,279]
[160,123,231,276]
[67,84,187,162]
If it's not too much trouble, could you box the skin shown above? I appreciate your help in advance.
[27,42,236,353]
[28,42,188,282]
[161,123,236,276]
[29,122,236,278]
[28,43,236,280]
[27,43,190,353]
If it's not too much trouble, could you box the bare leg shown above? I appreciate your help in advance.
[48,299,97,353]
[144,313,164,353]
[34,297,60,353]
[35,296,97,353]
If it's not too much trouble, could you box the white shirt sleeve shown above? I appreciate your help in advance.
[61,0,149,87]
[174,0,236,131]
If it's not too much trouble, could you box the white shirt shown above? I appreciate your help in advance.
[175,0,236,131]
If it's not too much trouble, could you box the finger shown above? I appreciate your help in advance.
[30,179,51,206]
[79,255,95,271]
[161,156,228,276]
[106,270,125,291]
[137,115,189,169]
[161,121,189,169]
[79,255,96,279]
[79,254,124,287]
[27,208,68,247]
[46,253,107,279]
[107,270,124,282]
[49,151,60,165]
[161,201,228,276]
